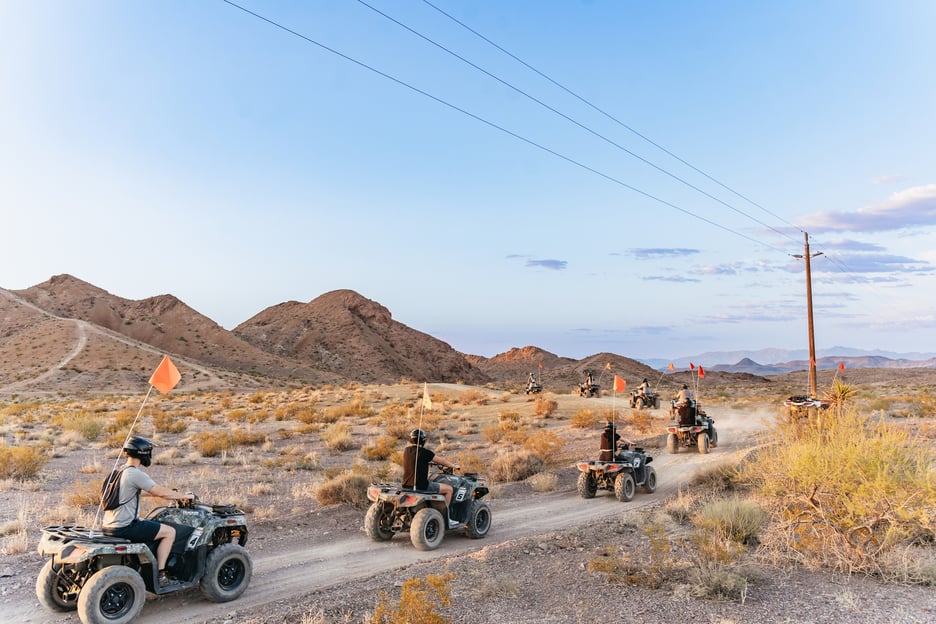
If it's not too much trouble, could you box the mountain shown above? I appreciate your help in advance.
[711,355,936,375]
[644,347,936,371]
[233,289,487,386]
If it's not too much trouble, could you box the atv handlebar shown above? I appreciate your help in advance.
[430,463,459,475]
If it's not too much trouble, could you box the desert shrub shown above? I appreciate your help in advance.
[527,471,558,492]
[628,410,656,434]
[456,389,489,405]
[570,409,599,429]
[449,450,484,475]
[533,397,558,418]
[522,430,564,457]
[53,410,106,441]
[65,477,102,508]
[369,573,454,624]
[480,424,504,444]
[695,496,767,545]
[489,449,544,482]
[325,396,375,422]
[321,422,354,451]
[190,429,265,457]
[314,471,370,508]
[687,560,755,601]
[248,391,267,405]
[226,408,249,423]
[0,442,50,480]
[152,412,188,434]
[497,411,522,430]
[362,435,398,461]
[741,408,936,577]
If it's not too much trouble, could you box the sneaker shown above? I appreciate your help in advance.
[158,571,179,588]
[448,518,460,528]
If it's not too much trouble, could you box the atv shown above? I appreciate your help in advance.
[576,444,656,502]
[365,465,491,551]
[36,493,251,624]
[783,395,830,420]
[629,390,660,409]
[666,399,718,454]
[578,382,600,398]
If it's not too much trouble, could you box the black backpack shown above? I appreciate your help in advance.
[100,466,128,511]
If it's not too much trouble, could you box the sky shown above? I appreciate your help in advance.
[2,1,935,364]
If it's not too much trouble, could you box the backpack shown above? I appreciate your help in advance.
[100,466,128,511]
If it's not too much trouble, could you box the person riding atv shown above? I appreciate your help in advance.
[525,372,543,394]
[578,369,600,397]
[629,378,659,409]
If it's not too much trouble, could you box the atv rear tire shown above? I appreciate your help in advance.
[697,432,710,454]
[577,471,597,499]
[465,500,491,539]
[36,559,77,612]
[365,502,394,541]
[410,507,445,551]
[614,472,636,502]
[666,433,678,454]
[200,543,252,603]
[77,565,146,624]
[635,397,645,409]
[642,466,657,493]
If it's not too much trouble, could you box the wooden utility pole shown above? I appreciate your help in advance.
[793,232,822,398]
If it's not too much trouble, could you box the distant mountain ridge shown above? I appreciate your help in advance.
[643,347,936,371]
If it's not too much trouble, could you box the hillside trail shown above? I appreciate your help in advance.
[0,288,222,393]
[6,408,767,624]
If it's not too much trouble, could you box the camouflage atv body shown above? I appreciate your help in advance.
[576,446,656,502]
[36,496,251,624]
[365,466,491,551]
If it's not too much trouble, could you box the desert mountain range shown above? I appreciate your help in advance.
[1,274,931,396]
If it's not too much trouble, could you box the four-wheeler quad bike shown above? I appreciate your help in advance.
[525,381,543,395]
[578,382,601,398]
[783,395,831,420]
[629,390,660,410]
[576,444,656,502]
[366,465,491,551]
[667,399,718,454]
[36,493,251,624]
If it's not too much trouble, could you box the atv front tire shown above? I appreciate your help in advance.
[577,471,597,499]
[77,565,146,624]
[614,472,636,502]
[199,543,252,603]
[697,432,710,454]
[465,500,491,539]
[36,559,78,612]
[410,507,445,551]
[365,502,394,541]
[642,466,657,493]
[666,433,678,454]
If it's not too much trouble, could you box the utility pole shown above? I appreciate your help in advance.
[792,232,822,398]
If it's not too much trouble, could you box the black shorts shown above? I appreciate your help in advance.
[104,519,161,542]
[423,482,441,494]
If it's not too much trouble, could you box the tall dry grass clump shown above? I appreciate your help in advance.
[489,449,544,482]
[314,471,370,508]
[741,407,936,580]
[369,572,454,624]
[0,442,50,480]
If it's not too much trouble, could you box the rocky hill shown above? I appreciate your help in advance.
[233,289,487,386]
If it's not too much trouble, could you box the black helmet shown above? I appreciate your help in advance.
[409,429,427,445]
[123,435,154,467]
[682,384,689,389]
[605,422,615,430]
[643,378,648,383]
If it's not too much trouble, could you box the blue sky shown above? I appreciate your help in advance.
[2,1,935,362]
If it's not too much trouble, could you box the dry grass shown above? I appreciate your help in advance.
[0,442,50,480]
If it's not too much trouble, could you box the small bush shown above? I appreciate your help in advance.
[321,422,354,451]
[571,409,599,429]
[695,497,767,545]
[480,424,504,444]
[369,573,454,624]
[456,389,489,405]
[0,442,49,480]
[362,435,398,461]
[152,412,188,434]
[522,430,564,457]
[314,471,370,508]
[533,397,558,418]
[527,471,558,492]
[489,449,544,482]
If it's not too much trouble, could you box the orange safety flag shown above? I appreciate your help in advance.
[421,382,433,410]
[838,362,845,371]
[605,362,612,370]
[538,362,543,369]
[689,362,695,370]
[149,355,181,394]
[614,375,626,393]
[810,357,816,367]
[667,362,674,371]
[698,366,705,379]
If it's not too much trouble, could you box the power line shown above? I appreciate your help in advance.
[359,0,797,245]
[219,0,790,255]
[422,0,804,235]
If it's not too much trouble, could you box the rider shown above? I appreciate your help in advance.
[402,429,461,527]
[637,378,652,398]
[599,422,624,461]
[101,436,192,587]
[675,383,694,405]
[526,371,538,391]
[674,384,696,425]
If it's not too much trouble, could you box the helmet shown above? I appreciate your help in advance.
[643,378,648,383]
[123,435,154,467]
[605,422,615,430]
[409,429,427,445]
[682,384,688,389]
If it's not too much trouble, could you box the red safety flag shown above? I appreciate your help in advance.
[667,362,674,372]
[698,366,705,379]
[149,355,181,394]
[538,362,543,369]
[689,362,695,370]
[838,362,845,371]
[614,375,626,393]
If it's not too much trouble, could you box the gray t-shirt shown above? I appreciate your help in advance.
[102,465,156,529]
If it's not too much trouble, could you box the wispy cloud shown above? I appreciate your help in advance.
[644,275,702,283]
[813,252,931,274]
[815,238,886,252]
[526,259,567,270]
[871,175,903,185]
[798,184,936,233]
[621,248,700,259]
